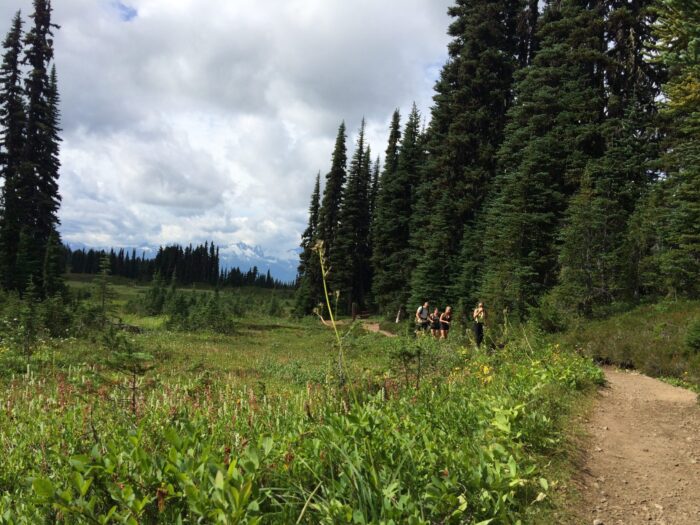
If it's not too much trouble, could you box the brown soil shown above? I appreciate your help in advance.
[578,367,700,524]
[362,321,397,338]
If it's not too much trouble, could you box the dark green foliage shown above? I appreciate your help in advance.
[65,243,289,289]
[626,0,700,299]
[94,255,116,329]
[686,318,700,354]
[143,272,167,315]
[553,103,660,314]
[103,327,154,416]
[16,1,61,292]
[18,278,38,361]
[165,290,234,334]
[331,120,372,312]
[372,106,424,316]
[294,173,322,315]
[411,0,524,307]
[317,122,347,259]
[0,11,25,290]
[550,0,663,314]
[42,230,64,297]
[480,0,607,318]
[13,227,38,295]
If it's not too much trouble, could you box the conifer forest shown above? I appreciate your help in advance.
[0,0,699,523]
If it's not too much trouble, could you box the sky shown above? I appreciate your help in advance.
[0,0,452,276]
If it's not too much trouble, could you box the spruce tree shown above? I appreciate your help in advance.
[294,172,323,315]
[331,120,372,311]
[42,230,64,297]
[14,227,37,295]
[554,101,660,312]
[372,105,423,315]
[17,0,61,292]
[479,0,607,318]
[410,0,524,308]
[0,11,25,290]
[549,0,663,312]
[317,122,347,260]
[637,0,700,297]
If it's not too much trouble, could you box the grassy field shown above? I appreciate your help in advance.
[0,275,607,523]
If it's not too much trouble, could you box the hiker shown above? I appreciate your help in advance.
[473,302,486,347]
[430,307,441,337]
[439,306,452,339]
[415,301,430,333]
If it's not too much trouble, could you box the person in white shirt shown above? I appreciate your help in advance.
[415,301,430,332]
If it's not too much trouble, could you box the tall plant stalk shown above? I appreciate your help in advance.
[314,241,346,386]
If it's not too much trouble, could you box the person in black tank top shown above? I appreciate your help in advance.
[439,306,452,340]
[430,307,441,337]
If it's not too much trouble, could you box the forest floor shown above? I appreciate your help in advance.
[576,367,700,525]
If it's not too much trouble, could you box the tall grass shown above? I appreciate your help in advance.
[0,334,603,524]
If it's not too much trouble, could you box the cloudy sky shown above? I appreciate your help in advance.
[0,0,452,273]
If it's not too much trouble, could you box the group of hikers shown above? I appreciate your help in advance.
[413,301,486,346]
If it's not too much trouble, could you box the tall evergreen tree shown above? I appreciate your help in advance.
[42,229,64,296]
[368,155,380,223]
[372,105,423,315]
[480,0,607,318]
[331,120,372,311]
[16,0,61,292]
[294,172,323,315]
[0,11,25,289]
[410,0,524,307]
[630,0,700,298]
[317,122,347,260]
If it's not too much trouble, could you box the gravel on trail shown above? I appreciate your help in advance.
[579,368,700,525]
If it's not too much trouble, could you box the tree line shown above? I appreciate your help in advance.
[296,0,699,325]
[0,1,62,299]
[0,2,290,296]
[66,243,290,289]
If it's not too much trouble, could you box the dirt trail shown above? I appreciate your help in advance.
[362,322,397,338]
[578,368,700,524]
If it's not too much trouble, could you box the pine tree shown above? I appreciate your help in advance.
[368,156,380,223]
[331,120,372,311]
[42,229,64,297]
[16,0,61,292]
[479,0,607,318]
[94,255,116,329]
[372,105,423,315]
[294,172,323,315]
[317,122,347,260]
[0,11,25,290]
[631,0,700,297]
[14,227,38,295]
[554,101,660,311]
[410,0,524,308]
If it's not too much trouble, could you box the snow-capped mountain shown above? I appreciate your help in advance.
[219,242,298,282]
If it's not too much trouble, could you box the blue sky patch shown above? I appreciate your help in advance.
[112,1,137,22]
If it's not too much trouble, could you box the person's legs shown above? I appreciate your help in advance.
[474,323,483,347]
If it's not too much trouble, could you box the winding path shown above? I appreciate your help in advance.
[579,368,700,524]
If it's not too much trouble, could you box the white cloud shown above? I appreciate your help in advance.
[0,0,451,267]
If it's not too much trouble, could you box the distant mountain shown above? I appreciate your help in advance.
[219,242,298,282]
